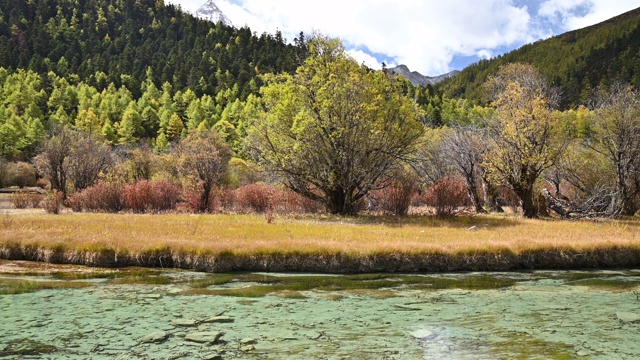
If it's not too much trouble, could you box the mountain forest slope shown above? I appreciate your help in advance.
[438,7,640,109]
[0,0,306,99]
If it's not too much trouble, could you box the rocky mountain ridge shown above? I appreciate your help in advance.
[387,65,460,86]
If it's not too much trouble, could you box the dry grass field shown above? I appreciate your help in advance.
[1,212,639,257]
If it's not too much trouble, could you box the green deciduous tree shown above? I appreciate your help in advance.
[248,36,424,215]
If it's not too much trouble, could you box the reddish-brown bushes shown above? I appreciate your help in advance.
[276,188,324,214]
[148,180,181,212]
[42,191,64,214]
[225,184,323,214]
[122,180,182,213]
[234,183,276,213]
[66,181,124,212]
[69,180,181,213]
[122,180,152,213]
[371,172,419,216]
[11,192,42,209]
[182,187,216,213]
[422,176,469,217]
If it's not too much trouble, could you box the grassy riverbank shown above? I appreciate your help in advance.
[1,212,640,272]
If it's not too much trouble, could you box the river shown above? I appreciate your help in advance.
[0,261,639,359]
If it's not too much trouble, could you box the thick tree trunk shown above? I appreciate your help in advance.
[199,182,213,213]
[466,181,486,214]
[326,188,358,215]
[515,186,537,218]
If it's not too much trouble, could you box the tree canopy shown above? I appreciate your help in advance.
[248,36,424,215]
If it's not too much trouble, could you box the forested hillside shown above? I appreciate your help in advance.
[438,7,640,109]
[0,0,308,158]
[0,0,305,99]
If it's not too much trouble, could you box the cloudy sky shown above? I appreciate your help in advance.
[167,0,640,76]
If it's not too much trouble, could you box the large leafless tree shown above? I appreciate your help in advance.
[35,126,113,196]
[441,126,487,213]
[177,130,231,213]
[34,126,72,196]
[585,83,640,216]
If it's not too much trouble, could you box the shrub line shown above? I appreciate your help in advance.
[1,243,640,273]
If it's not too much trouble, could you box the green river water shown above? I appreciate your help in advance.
[0,262,639,359]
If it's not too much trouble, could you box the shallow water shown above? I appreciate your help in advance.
[1,263,639,359]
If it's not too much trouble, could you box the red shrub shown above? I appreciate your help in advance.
[122,180,152,213]
[277,188,323,214]
[11,192,41,209]
[149,180,181,212]
[422,176,469,217]
[373,173,418,216]
[182,186,220,213]
[182,187,203,213]
[231,184,322,214]
[217,187,236,213]
[67,182,124,212]
[235,183,276,213]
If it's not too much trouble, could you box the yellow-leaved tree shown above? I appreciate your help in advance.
[483,63,566,218]
[247,35,423,215]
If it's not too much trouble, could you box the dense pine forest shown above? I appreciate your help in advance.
[1,0,640,220]
[0,0,305,97]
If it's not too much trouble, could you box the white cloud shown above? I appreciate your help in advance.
[208,0,535,75]
[477,49,493,60]
[346,49,392,70]
[168,0,640,75]
[538,0,640,31]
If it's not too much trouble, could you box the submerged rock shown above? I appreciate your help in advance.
[203,315,234,323]
[240,338,256,344]
[201,354,222,360]
[616,312,640,323]
[171,319,199,327]
[394,304,422,311]
[410,329,436,340]
[240,344,255,352]
[141,331,169,343]
[184,331,224,344]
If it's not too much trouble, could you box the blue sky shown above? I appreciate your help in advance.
[168,0,640,76]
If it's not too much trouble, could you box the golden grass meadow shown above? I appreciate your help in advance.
[1,212,639,263]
